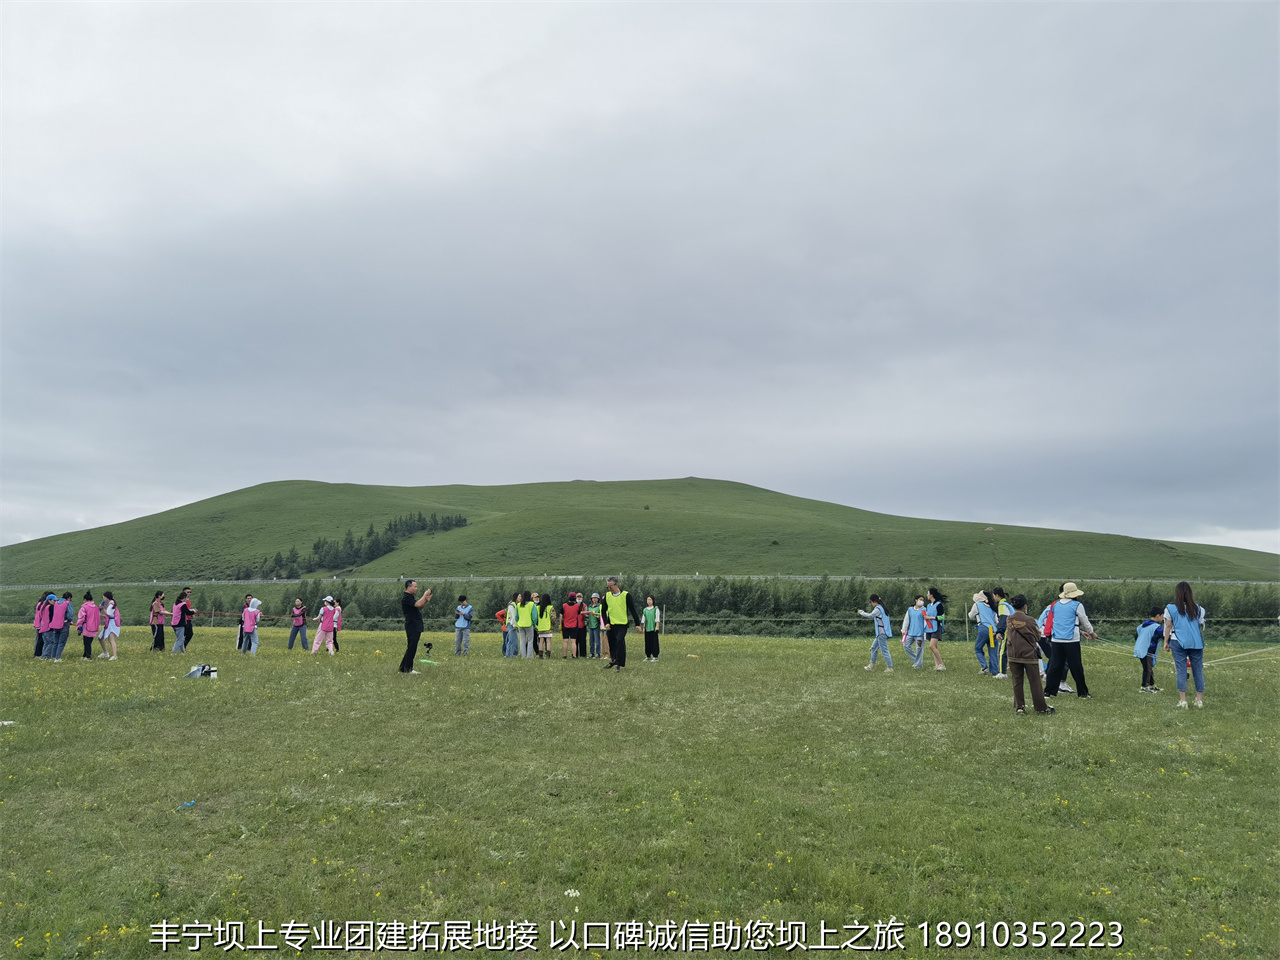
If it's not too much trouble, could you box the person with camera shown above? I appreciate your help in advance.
[400,580,433,674]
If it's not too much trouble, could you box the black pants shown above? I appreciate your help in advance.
[400,627,421,673]
[1046,641,1089,697]
[33,631,43,657]
[644,630,660,659]
[1140,654,1155,687]
[607,625,628,668]
[83,634,96,659]
[574,627,587,658]
[333,629,339,653]
[151,623,165,651]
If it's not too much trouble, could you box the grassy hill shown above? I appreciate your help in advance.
[2,477,1276,584]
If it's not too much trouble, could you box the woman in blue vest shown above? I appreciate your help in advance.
[1044,582,1097,698]
[925,588,947,671]
[857,594,894,672]
[969,591,1000,675]
[1163,581,1206,709]
[899,596,928,669]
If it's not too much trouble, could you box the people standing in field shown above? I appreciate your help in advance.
[1005,595,1053,715]
[969,591,1000,676]
[236,594,252,652]
[170,589,194,653]
[925,588,947,670]
[1133,607,1164,693]
[239,598,262,655]
[601,577,641,672]
[501,593,520,657]
[587,593,603,659]
[149,591,168,651]
[515,591,537,659]
[311,596,338,655]
[332,598,343,653]
[99,591,120,660]
[41,592,74,661]
[1164,581,1206,709]
[78,592,102,660]
[535,594,556,658]
[1044,582,1097,699]
[641,595,661,662]
[399,581,432,674]
[1036,588,1073,694]
[33,594,50,658]
[562,592,587,659]
[288,598,309,651]
[454,595,473,655]
[857,594,894,671]
[992,587,1013,679]
[900,596,926,669]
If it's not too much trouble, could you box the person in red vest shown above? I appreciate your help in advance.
[561,592,586,659]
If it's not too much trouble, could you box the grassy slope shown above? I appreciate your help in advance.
[2,478,1277,584]
[1,625,1276,959]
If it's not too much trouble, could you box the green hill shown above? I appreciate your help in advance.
[1,477,1276,584]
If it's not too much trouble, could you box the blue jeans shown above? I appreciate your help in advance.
[589,627,601,657]
[903,634,924,668]
[455,628,470,655]
[241,630,259,655]
[869,633,894,667]
[974,625,999,672]
[40,630,59,659]
[1170,637,1204,694]
[501,628,516,657]
[288,624,308,649]
[172,626,187,653]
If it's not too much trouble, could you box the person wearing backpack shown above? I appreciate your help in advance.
[1044,582,1098,699]
[857,594,895,672]
[1036,589,1073,694]
[1005,595,1054,715]
[1133,607,1164,693]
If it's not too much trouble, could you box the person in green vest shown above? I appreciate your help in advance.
[514,590,538,659]
[586,593,603,659]
[641,595,662,662]
[601,577,641,672]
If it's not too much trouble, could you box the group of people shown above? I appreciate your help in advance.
[855,580,1209,714]
[396,576,660,675]
[32,591,122,661]
[31,576,1213,711]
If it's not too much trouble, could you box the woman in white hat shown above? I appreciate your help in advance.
[1044,582,1098,699]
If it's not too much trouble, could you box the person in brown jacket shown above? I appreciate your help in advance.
[1006,595,1054,715]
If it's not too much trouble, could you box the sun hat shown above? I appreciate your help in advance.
[972,591,988,603]
[1059,582,1084,599]
[323,595,334,602]
[591,592,600,599]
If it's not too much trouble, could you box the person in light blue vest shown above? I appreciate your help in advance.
[454,595,474,656]
[857,595,894,672]
[899,596,927,669]
[1163,581,1206,708]
[924,588,947,671]
[1044,582,1097,698]
[1132,607,1164,693]
[969,591,1001,675]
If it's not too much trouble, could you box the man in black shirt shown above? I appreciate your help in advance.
[400,580,433,674]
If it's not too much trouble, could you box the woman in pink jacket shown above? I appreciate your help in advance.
[310,596,337,655]
[77,591,102,661]
[33,595,51,658]
[149,591,168,652]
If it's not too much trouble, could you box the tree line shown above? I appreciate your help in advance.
[223,512,468,581]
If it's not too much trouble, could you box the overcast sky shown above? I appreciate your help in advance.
[3,3,1277,557]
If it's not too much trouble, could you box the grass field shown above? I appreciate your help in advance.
[2,624,1277,959]
[3,478,1277,584]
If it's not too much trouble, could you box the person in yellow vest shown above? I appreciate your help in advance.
[514,591,538,659]
[601,576,642,672]
[535,593,556,658]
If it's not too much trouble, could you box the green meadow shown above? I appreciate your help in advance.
[2,624,1276,959]
[2,479,1276,584]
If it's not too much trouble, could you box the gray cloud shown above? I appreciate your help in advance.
[3,3,1276,554]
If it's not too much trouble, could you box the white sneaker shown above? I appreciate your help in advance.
[993,673,1006,679]
[1060,684,1074,694]
[98,654,109,660]
[109,656,118,661]
[409,670,420,675]
[865,664,875,671]
[935,665,946,671]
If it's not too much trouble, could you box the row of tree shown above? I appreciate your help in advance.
[223,513,467,581]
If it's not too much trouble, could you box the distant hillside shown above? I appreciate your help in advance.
[2,478,1276,584]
